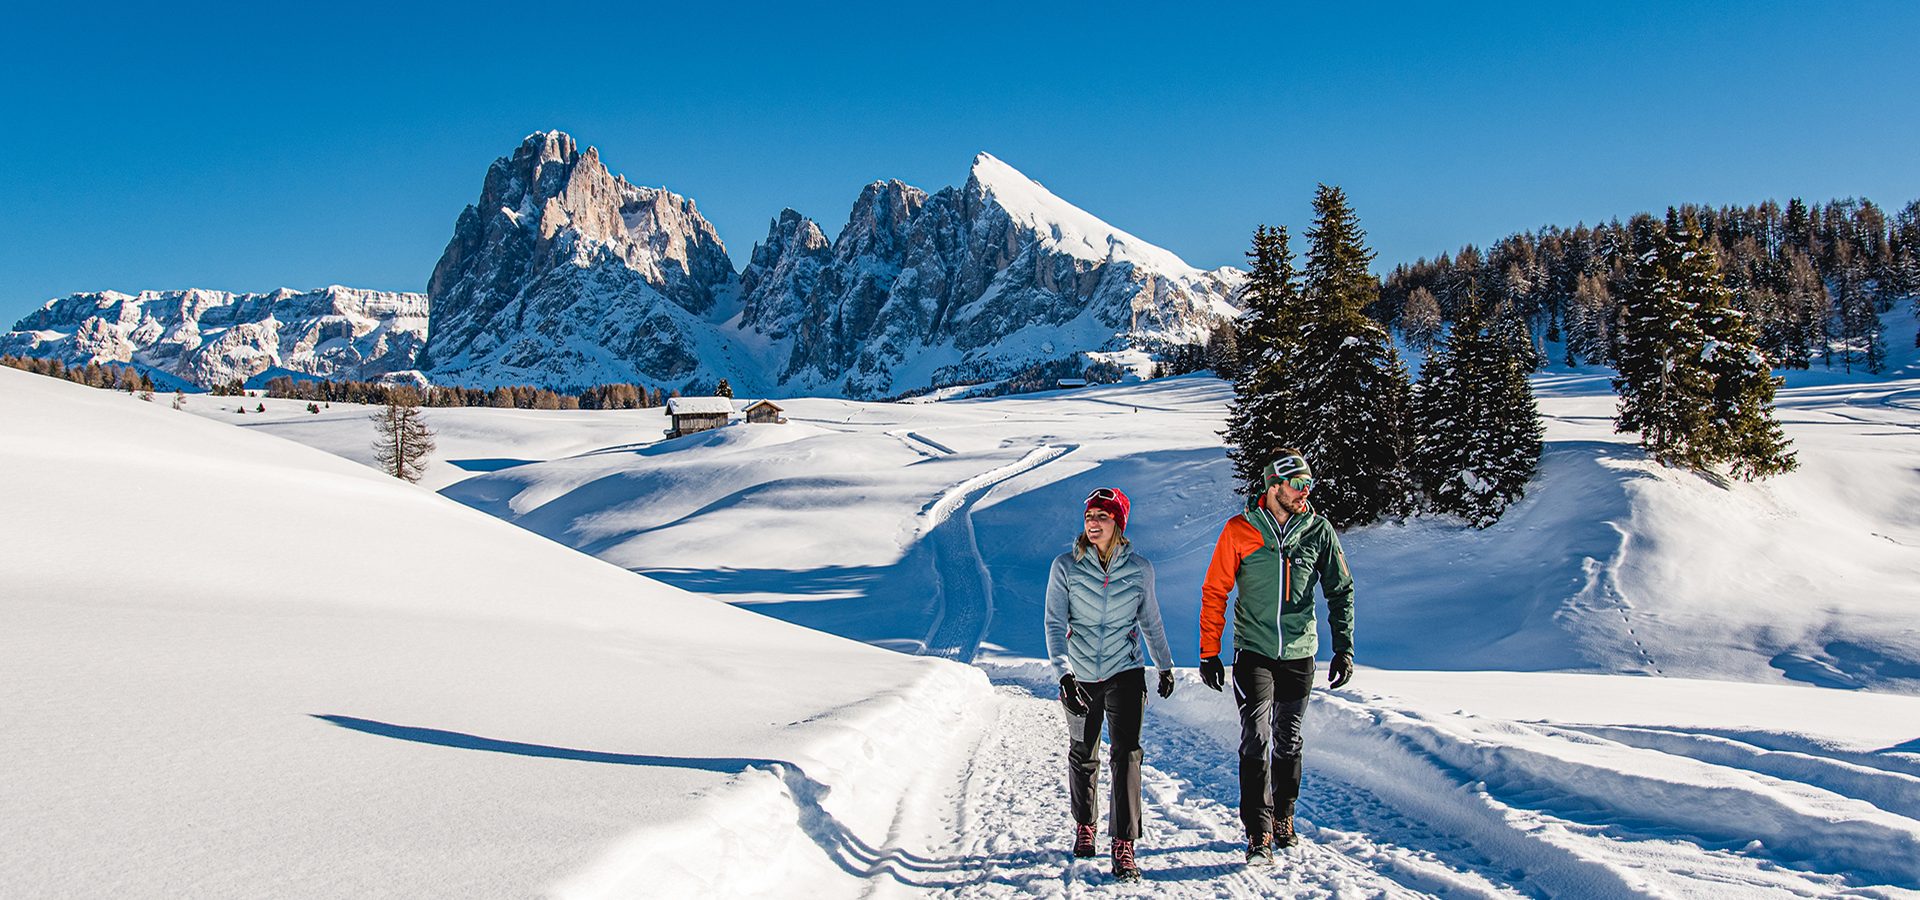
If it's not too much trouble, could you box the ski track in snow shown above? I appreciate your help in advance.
[907,684,1439,899]
[876,678,1920,900]
[921,445,1074,662]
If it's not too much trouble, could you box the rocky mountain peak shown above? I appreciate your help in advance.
[422,131,737,383]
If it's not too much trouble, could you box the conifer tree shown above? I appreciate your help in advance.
[372,388,437,483]
[1409,286,1543,526]
[1223,224,1306,491]
[1293,185,1413,527]
[715,378,733,398]
[1616,212,1796,478]
[1680,228,1799,480]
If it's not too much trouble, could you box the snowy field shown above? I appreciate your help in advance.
[8,319,1920,897]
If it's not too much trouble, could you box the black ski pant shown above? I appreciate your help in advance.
[1064,666,1147,840]
[1232,650,1315,839]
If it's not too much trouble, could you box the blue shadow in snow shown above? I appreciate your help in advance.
[313,715,777,773]
[643,565,888,598]
[448,458,538,473]
[312,714,1059,888]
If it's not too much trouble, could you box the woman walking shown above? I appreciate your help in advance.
[1043,487,1175,883]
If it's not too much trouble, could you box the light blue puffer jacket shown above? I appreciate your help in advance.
[1044,539,1174,683]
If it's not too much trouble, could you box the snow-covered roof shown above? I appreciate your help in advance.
[742,398,784,411]
[665,396,733,415]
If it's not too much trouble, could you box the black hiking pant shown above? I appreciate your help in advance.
[1064,666,1147,840]
[1232,650,1315,839]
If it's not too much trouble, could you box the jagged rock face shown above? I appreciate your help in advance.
[738,208,831,340]
[423,131,738,388]
[9,134,1242,399]
[1,287,428,388]
[739,153,1243,397]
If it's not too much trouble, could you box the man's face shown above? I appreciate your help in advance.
[1268,479,1311,515]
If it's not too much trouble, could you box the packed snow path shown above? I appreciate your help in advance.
[921,444,1073,661]
[838,672,1920,899]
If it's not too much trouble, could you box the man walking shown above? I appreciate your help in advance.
[1197,450,1355,864]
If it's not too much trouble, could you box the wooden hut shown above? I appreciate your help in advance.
[742,399,786,425]
[664,396,733,437]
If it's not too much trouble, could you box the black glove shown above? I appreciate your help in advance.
[1328,652,1354,689]
[1059,674,1090,716]
[1199,656,1225,692]
[1157,669,1176,699]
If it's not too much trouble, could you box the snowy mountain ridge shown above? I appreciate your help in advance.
[425,132,1244,397]
[3,132,1241,396]
[0,285,427,387]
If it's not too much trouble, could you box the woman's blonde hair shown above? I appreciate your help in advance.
[1073,531,1129,567]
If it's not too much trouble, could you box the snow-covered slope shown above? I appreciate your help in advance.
[0,367,991,898]
[413,372,1920,694]
[24,360,1920,896]
[1,285,427,388]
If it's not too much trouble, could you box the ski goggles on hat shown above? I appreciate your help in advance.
[1086,488,1121,502]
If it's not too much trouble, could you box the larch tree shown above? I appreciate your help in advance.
[372,387,437,483]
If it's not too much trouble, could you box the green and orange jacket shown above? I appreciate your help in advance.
[1199,498,1354,661]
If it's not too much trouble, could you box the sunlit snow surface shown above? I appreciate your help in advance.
[8,314,1920,898]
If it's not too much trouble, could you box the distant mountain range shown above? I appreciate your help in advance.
[5,131,1242,397]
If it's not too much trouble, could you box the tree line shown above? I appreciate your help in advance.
[1378,197,1920,374]
[1223,187,1796,532]
[263,376,680,410]
[2,355,156,394]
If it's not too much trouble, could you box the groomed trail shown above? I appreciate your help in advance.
[830,670,1920,899]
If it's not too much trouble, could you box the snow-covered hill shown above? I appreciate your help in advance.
[21,353,1920,896]
[1,285,427,388]
[0,367,991,898]
[407,372,1920,694]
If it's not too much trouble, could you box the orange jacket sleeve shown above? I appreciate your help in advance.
[1199,515,1264,658]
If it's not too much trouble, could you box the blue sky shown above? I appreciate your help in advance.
[3,1,1916,326]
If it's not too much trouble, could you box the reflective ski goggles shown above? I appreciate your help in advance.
[1086,488,1121,502]
[1276,476,1314,493]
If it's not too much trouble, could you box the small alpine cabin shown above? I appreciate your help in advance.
[664,396,733,437]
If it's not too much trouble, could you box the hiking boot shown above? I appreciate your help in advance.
[1072,823,1097,858]
[1274,801,1298,849]
[1246,836,1275,866]
[1112,839,1141,882]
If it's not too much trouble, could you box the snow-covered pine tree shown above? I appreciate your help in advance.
[1223,224,1306,491]
[1410,286,1543,526]
[372,388,437,483]
[1294,184,1413,527]
[1614,213,1716,469]
[715,378,734,398]
[1408,303,1470,513]
[1677,222,1799,480]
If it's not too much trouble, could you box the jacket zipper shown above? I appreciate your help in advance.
[1269,507,1303,652]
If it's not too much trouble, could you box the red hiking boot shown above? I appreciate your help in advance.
[1072,823,1097,858]
[1112,838,1141,882]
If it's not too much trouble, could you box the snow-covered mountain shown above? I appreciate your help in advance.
[421,132,1242,397]
[4,132,1241,397]
[739,152,1244,397]
[1,286,427,388]
[421,131,744,391]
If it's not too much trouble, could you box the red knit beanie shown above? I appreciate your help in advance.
[1085,487,1130,531]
